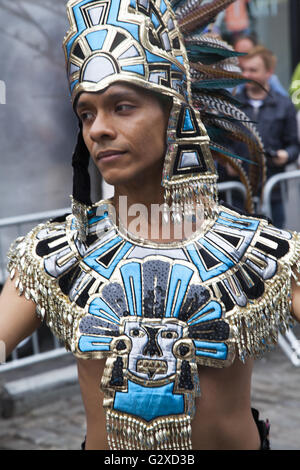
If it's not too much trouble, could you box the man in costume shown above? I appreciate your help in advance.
[0,0,300,450]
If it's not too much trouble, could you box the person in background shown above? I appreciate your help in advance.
[231,46,300,228]
[220,0,254,43]
[217,37,290,204]
[233,34,289,97]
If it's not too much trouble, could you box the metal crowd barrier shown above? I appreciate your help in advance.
[1,176,300,371]
[259,170,300,366]
[0,207,70,372]
[217,181,247,206]
[260,169,300,223]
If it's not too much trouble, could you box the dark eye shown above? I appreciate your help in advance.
[130,328,145,338]
[80,111,94,123]
[116,103,135,112]
[161,330,178,339]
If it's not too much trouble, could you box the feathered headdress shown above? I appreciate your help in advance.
[173,0,265,212]
[63,0,265,237]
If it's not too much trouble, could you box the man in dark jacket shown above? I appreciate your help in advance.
[232,46,300,228]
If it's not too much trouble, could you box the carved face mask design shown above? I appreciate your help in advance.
[124,318,184,382]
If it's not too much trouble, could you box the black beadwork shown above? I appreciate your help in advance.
[178,360,194,390]
[110,357,124,387]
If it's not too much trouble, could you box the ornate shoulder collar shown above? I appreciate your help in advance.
[7,201,300,449]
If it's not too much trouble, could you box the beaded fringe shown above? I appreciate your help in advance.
[71,196,91,242]
[6,229,76,351]
[106,410,192,450]
[163,175,219,223]
[229,237,300,363]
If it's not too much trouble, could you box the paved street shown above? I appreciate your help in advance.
[0,384,85,451]
[251,342,300,450]
[0,332,300,451]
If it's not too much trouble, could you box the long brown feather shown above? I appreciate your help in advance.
[199,111,266,198]
[191,62,246,81]
[178,0,236,34]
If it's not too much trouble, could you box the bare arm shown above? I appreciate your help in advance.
[0,276,41,358]
[292,269,300,323]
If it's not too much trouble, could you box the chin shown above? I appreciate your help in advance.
[100,170,135,187]
[99,163,163,189]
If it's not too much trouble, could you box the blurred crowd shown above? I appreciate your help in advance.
[214,0,300,229]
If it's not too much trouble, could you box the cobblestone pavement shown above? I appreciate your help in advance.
[0,342,300,451]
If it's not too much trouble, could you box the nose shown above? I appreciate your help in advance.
[241,68,251,79]
[89,111,116,142]
[143,327,163,357]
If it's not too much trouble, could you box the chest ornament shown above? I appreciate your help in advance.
[7,203,300,449]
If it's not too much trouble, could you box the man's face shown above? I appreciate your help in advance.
[240,55,272,92]
[76,83,171,187]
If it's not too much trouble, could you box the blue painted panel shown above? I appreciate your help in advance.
[160,0,168,14]
[145,50,169,64]
[89,297,121,324]
[194,340,228,360]
[83,236,132,279]
[187,300,222,325]
[86,30,108,50]
[183,107,195,131]
[114,380,184,421]
[78,334,112,352]
[121,64,145,75]
[186,240,234,282]
[217,211,259,232]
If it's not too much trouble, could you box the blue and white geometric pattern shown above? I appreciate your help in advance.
[63,0,190,102]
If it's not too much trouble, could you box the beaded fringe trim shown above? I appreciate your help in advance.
[163,174,219,222]
[6,229,76,350]
[106,410,192,450]
[229,235,300,363]
[71,197,91,242]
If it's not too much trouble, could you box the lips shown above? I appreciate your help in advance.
[96,149,126,161]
